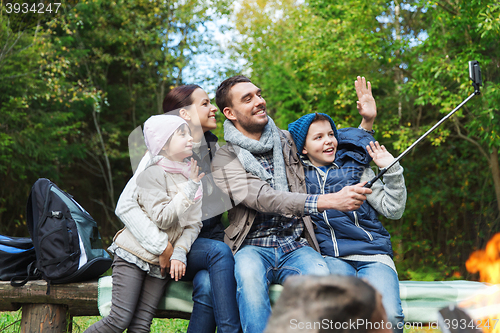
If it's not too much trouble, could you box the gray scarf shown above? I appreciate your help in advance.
[223,117,289,192]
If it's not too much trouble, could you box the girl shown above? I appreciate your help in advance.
[85,115,204,333]
[115,85,241,333]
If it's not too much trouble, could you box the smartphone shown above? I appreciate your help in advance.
[469,60,482,88]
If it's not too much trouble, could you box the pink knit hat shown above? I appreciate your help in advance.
[143,115,188,156]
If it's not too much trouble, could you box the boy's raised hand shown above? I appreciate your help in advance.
[189,158,205,183]
[355,76,377,125]
[170,259,186,281]
[366,141,395,169]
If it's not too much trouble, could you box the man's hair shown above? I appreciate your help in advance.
[265,275,377,333]
[163,84,201,115]
[215,75,252,112]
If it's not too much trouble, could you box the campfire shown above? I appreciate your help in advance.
[461,233,500,333]
[466,233,500,284]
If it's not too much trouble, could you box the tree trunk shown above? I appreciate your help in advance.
[92,104,115,211]
[394,0,403,120]
[157,78,165,115]
[489,149,500,215]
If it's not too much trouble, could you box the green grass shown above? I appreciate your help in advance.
[0,311,20,333]
[0,311,189,333]
[1,310,444,333]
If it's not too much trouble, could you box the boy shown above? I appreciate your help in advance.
[288,113,406,333]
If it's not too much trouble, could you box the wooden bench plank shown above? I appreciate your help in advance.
[0,280,191,319]
[0,280,99,316]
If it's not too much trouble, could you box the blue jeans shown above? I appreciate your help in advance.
[324,257,404,333]
[183,237,241,333]
[234,245,329,333]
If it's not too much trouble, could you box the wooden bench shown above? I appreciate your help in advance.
[0,280,190,333]
[0,279,493,333]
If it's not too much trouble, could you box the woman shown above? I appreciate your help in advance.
[115,85,241,333]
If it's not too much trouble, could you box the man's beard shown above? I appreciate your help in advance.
[234,107,268,134]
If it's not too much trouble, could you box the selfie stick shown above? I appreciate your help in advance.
[364,60,482,188]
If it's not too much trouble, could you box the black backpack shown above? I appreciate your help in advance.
[0,235,37,281]
[13,178,112,292]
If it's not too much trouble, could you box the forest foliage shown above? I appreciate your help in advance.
[1,0,499,280]
[232,0,500,280]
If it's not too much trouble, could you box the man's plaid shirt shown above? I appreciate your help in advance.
[242,149,319,253]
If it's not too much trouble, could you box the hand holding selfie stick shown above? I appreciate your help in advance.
[364,60,482,188]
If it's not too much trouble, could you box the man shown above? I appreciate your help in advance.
[211,75,375,333]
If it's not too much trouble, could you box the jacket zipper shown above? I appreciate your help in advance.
[315,167,340,257]
[353,211,373,241]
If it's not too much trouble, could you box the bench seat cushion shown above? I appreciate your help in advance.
[97,277,491,323]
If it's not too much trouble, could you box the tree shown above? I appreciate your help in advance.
[0,0,232,239]
[407,0,500,214]
[230,0,499,279]
[0,6,86,233]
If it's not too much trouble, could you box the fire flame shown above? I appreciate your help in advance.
[464,233,500,333]
[466,233,500,284]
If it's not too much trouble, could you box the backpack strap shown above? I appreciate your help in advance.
[10,261,40,287]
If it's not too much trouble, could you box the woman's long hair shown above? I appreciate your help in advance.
[162,84,201,114]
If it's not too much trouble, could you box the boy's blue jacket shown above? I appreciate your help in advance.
[303,128,393,258]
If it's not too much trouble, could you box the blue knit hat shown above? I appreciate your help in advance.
[288,113,339,153]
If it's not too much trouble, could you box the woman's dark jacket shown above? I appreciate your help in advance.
[193,131,230,241]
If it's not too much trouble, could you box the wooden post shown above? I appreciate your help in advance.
[21,303,72,333]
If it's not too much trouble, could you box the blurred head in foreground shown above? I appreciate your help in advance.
[265,275,392,333]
